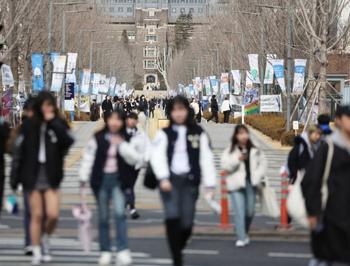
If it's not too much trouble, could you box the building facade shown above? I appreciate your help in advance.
[98,0,210,90]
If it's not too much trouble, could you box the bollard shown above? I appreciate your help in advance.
[277,167,291,230]
[219,171,231,229]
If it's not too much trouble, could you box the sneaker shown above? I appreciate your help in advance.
[130,209,140,220]
[244,237,250,246]
[31,246,42,266]
[24,246,33,256]
[42,234,52,261]
[99,252,112,266]
[116,249,132,266]
[235,240,246,248]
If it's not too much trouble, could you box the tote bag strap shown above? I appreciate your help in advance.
[321,139,334,209]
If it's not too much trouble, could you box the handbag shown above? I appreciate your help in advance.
[143,163,158,190]
[259,180,280,218]
[287,139,334,228]
[72,187,92,253]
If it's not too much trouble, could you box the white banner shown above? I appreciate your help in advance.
[92,73,100,95]
[270,59,286,92]
[80,69,91,95]
[231,70,241,95]
[51,55,66,92]
[260,94,282,112]
[293,59,307,94]
[194,77,202,93]
[109,77,117,94]
[245,71,254,89]
[66,53,78,83]
[220,73,230,95]
[248,54,260,84]
[264,54,276,84]
[99,74,109,94]
[1,64,14,87]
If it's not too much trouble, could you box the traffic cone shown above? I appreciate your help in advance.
[277,166,292,231]
[219,171,231,229]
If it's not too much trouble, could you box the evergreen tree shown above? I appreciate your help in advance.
[174,13,194,52]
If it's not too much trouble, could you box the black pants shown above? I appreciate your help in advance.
[149,110,155,118]
[124,170,139,210]
[207,111,218,123]
[223,111,230,123]
[160,175,199,266]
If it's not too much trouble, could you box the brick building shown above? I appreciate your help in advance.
[98,0,210,90]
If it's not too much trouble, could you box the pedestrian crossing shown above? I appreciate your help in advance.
[0,238,173,266]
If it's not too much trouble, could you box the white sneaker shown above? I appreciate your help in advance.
[99,252,112,266]
[244,237,250,246]
[235,240,246,248]
[31,246,42,266]
[42,254,52,262]
[42,234,53,262]
[116,249,132,266]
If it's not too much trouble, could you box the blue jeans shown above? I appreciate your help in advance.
[98,173,128,252]
[230,182,256,241]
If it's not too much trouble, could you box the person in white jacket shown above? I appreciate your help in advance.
[79,110,140,266]
[150,96,216,266]
[221,97,231,123]
[221,125,267,247]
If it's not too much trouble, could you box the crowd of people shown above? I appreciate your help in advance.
[0,92,350,266]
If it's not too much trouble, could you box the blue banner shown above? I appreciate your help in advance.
[31,53,45,92]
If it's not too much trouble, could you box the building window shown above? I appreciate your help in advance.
[144,47,158,58]
[127,7,133,13]
[172,8,176,13]
[127,31,136,41]
[145,35,158,42]
[118,7,123,12]
[189,8,194,14]
[180,8,185,14]
[198,7,203,13]
[143,59,157,70]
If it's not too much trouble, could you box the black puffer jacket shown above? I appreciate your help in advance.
[10,117,74,191]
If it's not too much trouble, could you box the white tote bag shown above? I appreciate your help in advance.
[259,180,280,218]
[287,140,334,228]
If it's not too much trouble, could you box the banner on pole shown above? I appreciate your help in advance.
[203,77,211,96]
[109,77,117,96]
[92,73,100,95]
[260,94,282,112]
[270,59,286,92]
[220,73,230,95]
[99,74,109,94]
[65,53,78,84]
[248,54,260,84]
[245,71,254,90]
[31,53,45,92]
[231,70,241,95]
[194,77,202,94]
[51,53,66,92]
[264,54,276,84]
[64,82,75,111]
[243,88,259,115]
[210,76,219,96]
[1,64,14,88]
[293,59,307,94]
[80,69,91,95]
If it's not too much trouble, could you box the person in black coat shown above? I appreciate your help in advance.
[0,117,10,219]
[207,95,219,123]
[102,96,113,123]
[302,106,350,265]
[287,125,322,184]
[10,91,74,265]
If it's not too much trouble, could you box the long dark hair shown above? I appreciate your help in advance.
[230,124,254,152]
[34,91,59,121]
[168,95,195,128]
[104,110,127,136]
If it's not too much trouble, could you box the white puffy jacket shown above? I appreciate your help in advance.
[221,146,267,191]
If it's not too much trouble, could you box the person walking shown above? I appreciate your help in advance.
[207,95,219,123]
[149,99,156,118]
[102,96,113,123]
[124,112,150,219]
[10,91,74,265]
[302,106,350,266]
[221,125,267,247]
[0,116,10,220]
[221,97,231,123]
[80,110,140,266]
[151,96,216,266]
[90,99,100,121]
[139,95,148,117]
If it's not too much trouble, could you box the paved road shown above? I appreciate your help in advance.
[0,119,314,266]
